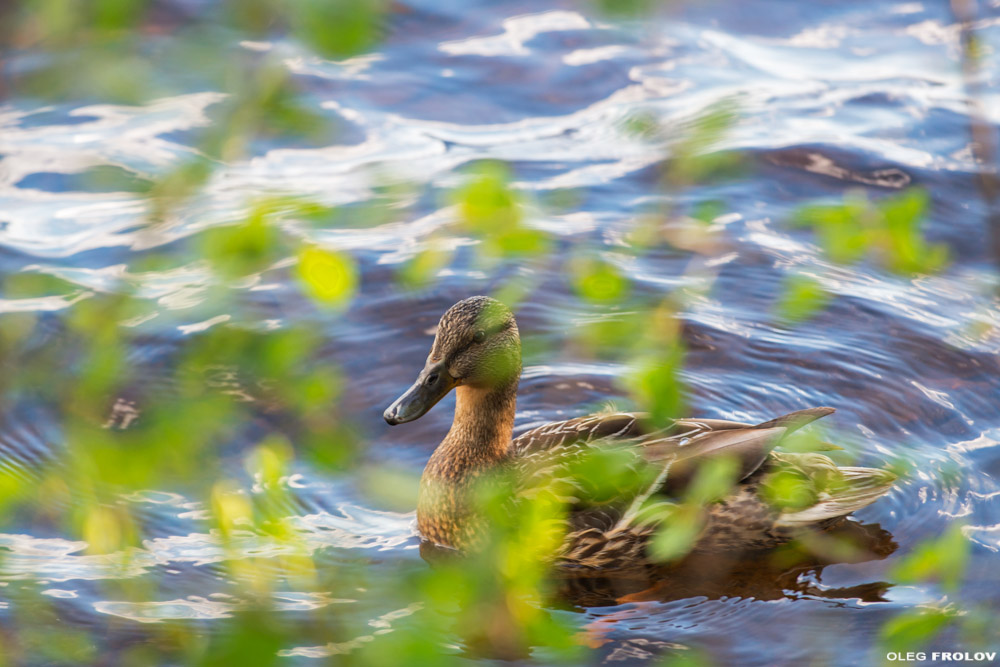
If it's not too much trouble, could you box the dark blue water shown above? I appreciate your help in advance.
[1,1,999,665]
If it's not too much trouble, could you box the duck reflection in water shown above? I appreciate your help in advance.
[420,518,896,608]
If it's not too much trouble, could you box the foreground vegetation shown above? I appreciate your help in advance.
[0,0,995,664]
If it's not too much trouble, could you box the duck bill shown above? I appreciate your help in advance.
[383,361,456,425]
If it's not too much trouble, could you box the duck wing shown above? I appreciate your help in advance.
[511,407,836,498]
[510,407,896,567]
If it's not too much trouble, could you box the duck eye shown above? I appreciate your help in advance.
[473,330,486,343]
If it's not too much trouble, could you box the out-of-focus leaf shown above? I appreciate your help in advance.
[774,274,830,324]
[564,447,655,505]
[649,504,702,562]
[684,455,740,505]
[571,256,630,303]
[793,188,948,275]
[794,198,870,264]
[593,0,655,18]
[668,101,742,185]
[295,245,358,306]
[4,272,81,299]
[202,210,278,279]
[290,0,386,59]
[877,188,949,274]
[211,480,253,539]
[149,159,214,217]
[759,469,818,511]
[489,227,551,257]
[455,162,522,231]
[891,523,970,592]
[879,607,956,655]
[93,0,147,32]
[622,110,662,139]
[82,505,127,554]
[398,246,453,289]
[626,343,685,428]
[197,610,285,667]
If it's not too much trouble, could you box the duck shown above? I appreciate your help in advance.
[384,296,896,570]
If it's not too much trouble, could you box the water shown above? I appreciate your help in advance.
[2,0,1000,664]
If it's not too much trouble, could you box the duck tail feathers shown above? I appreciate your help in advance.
[777,466,896,528]
[753,407,835,433]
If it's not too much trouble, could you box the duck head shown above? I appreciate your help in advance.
[384,296,521,425]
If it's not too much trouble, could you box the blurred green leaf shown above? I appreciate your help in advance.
[593,0,656,18]
[295,245,358,306]
[759,469,818,511]
[795,197,870,264]
[290,0,386,59]
[793,188,948,275]
[649,504,702,562]
[891,523,970,592]
[571,256,630,303]
[622,109,662,139]
[774,274,830,325]
[202,212,278,279]
[626,345,685,427]
[3,272,81,299]
[197,610,285,667]
[565,447,655,505]
[398,246,453,289]
[879,607,956,656]
[93,0,147,33]
[668,101,742,185]
[684,455,740,505]
[877,188,949,274]
[455,162,522,231]
[150,159,214,217]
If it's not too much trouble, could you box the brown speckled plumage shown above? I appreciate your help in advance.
[386,297,896,570]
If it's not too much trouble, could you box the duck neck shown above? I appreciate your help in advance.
[439,380,518,463]
[417,379,518,548]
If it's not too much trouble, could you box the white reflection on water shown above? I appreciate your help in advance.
[278,603,423,658]
[439,11,591,57]
[0,504,415,582]
[94,591,351,623]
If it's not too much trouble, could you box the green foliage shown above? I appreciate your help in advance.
[453,162,552,264]
[197,610,286,667]
[650,456,740,562]
[667,101,744,186]
[290,0,387,59]
[592,0,656,18]
[878,189,949,273]
[571,256,630,303]
[890,523,970,593]
[774,274,830,325]
[296,245,358,306]
[202,212,279,279]
[455,162,523,231]
[879,607,957,657]
[625,341,685,428]
[759,469,819,511]
[647,502,702,562]
[560,446,656,506]
[573,318,625,356]
[398,246,454,290]
[794,188,948,275]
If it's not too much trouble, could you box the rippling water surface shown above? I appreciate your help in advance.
[2,1,1000,665]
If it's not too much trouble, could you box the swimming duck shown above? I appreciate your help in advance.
[384,296,895,570]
